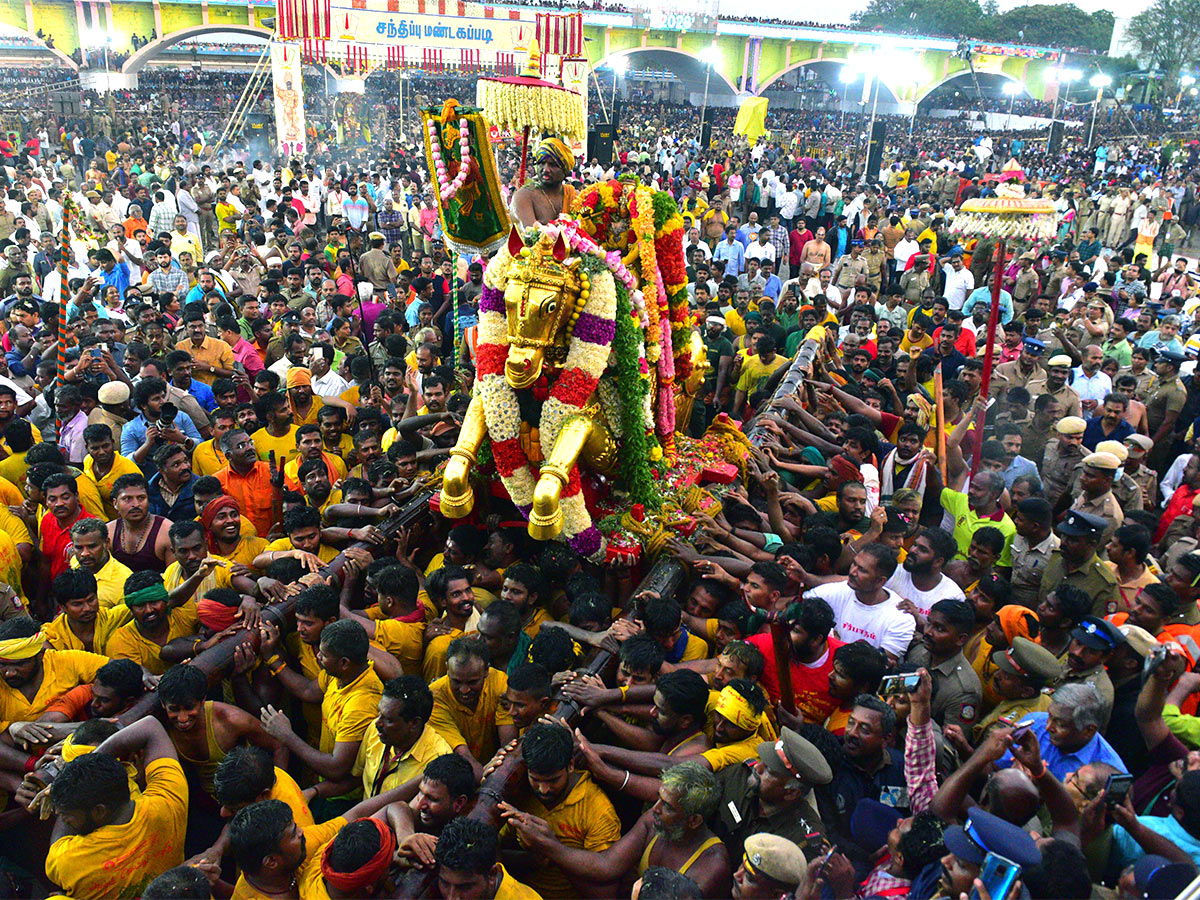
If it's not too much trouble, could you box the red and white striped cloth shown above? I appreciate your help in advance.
[422,47,445,73]
[415,0,467,13]
[535,12,583,57]
[459,48,482,71]
[275,0,330,40]
[345,43,367,72]
[495,51,515,75]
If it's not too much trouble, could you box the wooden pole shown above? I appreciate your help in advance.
[769,621,797,715]
[970,238,1006,476]
[55,198,71,433]
[517,125,531,187]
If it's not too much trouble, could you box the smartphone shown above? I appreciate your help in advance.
[969,852,1021,900]
[1009,723,1033,744]
[89,348,101,359]
[880,674,921,695]
[1105,773,1134,809]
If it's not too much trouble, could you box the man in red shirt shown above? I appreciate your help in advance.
[748,595,844,726]
[36,471,96,613]
[789,219,813,271]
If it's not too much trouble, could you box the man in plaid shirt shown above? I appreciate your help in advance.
[764,213,790,280]
[377,197,407,253]
[147,247,188,299]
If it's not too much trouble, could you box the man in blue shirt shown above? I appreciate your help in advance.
[121,376,203,474]
[1110,773,1200,868]
[962,283,1014,325]
[1083,394,1135,450]
[995,682,1127,780]
[93,248,131,301]
[165,349,216,414]
[759,259,783,301]
[713,226,745,277]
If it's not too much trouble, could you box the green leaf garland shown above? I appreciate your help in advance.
[612,281,659,507]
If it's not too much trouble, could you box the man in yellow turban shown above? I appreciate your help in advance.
[512,135,578,227]
[0,620,107,737]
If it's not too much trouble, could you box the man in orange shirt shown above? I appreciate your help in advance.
[215,429,281,538]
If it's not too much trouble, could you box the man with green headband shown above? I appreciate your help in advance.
[512,136,578,228]
[104,571,200,676]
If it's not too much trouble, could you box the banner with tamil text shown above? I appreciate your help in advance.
[327,7,535,56]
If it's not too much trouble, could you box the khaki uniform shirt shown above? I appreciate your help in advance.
[905,644,983,733]
[1126,464,1160,510]
[1013,268,1041,303]
[715,765,826,863]
[1038,550,1120,618]
[1010,531,1060,609]
[1146,375,1187,436]
[1070,489,1124,546]
[1042,440,1086,507]
[834,254,870,290]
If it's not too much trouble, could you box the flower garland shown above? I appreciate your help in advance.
[428,116,470,203]
[633,187,663,367]
[475,78,587,143]
[611,279,660,505]
[476,231,618,560]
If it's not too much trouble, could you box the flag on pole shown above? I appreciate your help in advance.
[275,0,330,39]
[535,12,583,57]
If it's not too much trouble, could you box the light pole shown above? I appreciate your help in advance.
[1088,73,1111,147]
[84,28,119,119]
[610,55,627,112]
[1003,80,1021,130]
[698,45,719,149]
[1049,66,1081,138]
[839,66,855,130]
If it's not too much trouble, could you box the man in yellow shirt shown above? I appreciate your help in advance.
[342,565,426,677]
[191,407,235,477]
[163,519,258,602]
[83,424,142,519]
[0,623,109,730]
[353,674,452,798]
[283,423,348,494]
[258,617,383,784]
[256,506,340,569]
[69,518,134,609]
[509,722,622,898]
[643,597,709,664]
[732,334,787,414]
[227,772,418,900]
[105,571,200,675]
[44,716,187,900]
[251,392,299,465]
[429,636,517,776]
[42,569,129,655]
[434,817,544,900]
[212,744,314,825]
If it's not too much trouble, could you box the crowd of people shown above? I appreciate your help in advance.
[3,42,1200,900]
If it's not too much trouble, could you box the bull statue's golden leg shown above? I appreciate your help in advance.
[440,398,488,518]
[528,412,618,540]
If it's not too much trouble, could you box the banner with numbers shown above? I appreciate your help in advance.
[270,41,308,159]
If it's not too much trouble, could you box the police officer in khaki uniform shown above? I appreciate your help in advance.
[1028,355,1082,420]
[973,636,1061,743]
[1094,440,1145,513]
[904,599,984,733]
[833,241,871,291]
[1039,510,1121,617]
[1123,434,1160,509]
[1068,451,1125,543]
[715,728,830,864]
[732,834,810,900]
[1146,350,1188,470]
[1042,416,1088,509]
[864,236,888,295]
[1055,614,1122,727]
[993,337,1045,396]
[1011,252,1041,307]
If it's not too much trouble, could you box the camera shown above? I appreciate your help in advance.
[158,401,179,431]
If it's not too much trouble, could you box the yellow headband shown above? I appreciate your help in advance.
[535,137,574,173]
[715,685,761,733]
[0,634,45,661]
[60,734,94,763]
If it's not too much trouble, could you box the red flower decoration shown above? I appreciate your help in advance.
[552,367,600,407]
[476,344,508,378]
[532,375,550,402]
[492,438,528,478]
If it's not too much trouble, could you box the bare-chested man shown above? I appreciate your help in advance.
[512,137,578,227]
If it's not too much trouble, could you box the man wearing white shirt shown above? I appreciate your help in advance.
[893,229,920,270]
[942,252,975,311]
[1073,344,1113,418]
[746,232,776,265]
[801,544,915,663]
[884,529,965,620]
[684,228,711,261]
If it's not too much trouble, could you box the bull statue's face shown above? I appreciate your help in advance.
[502,228,579,389]
[505,280,567,388]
